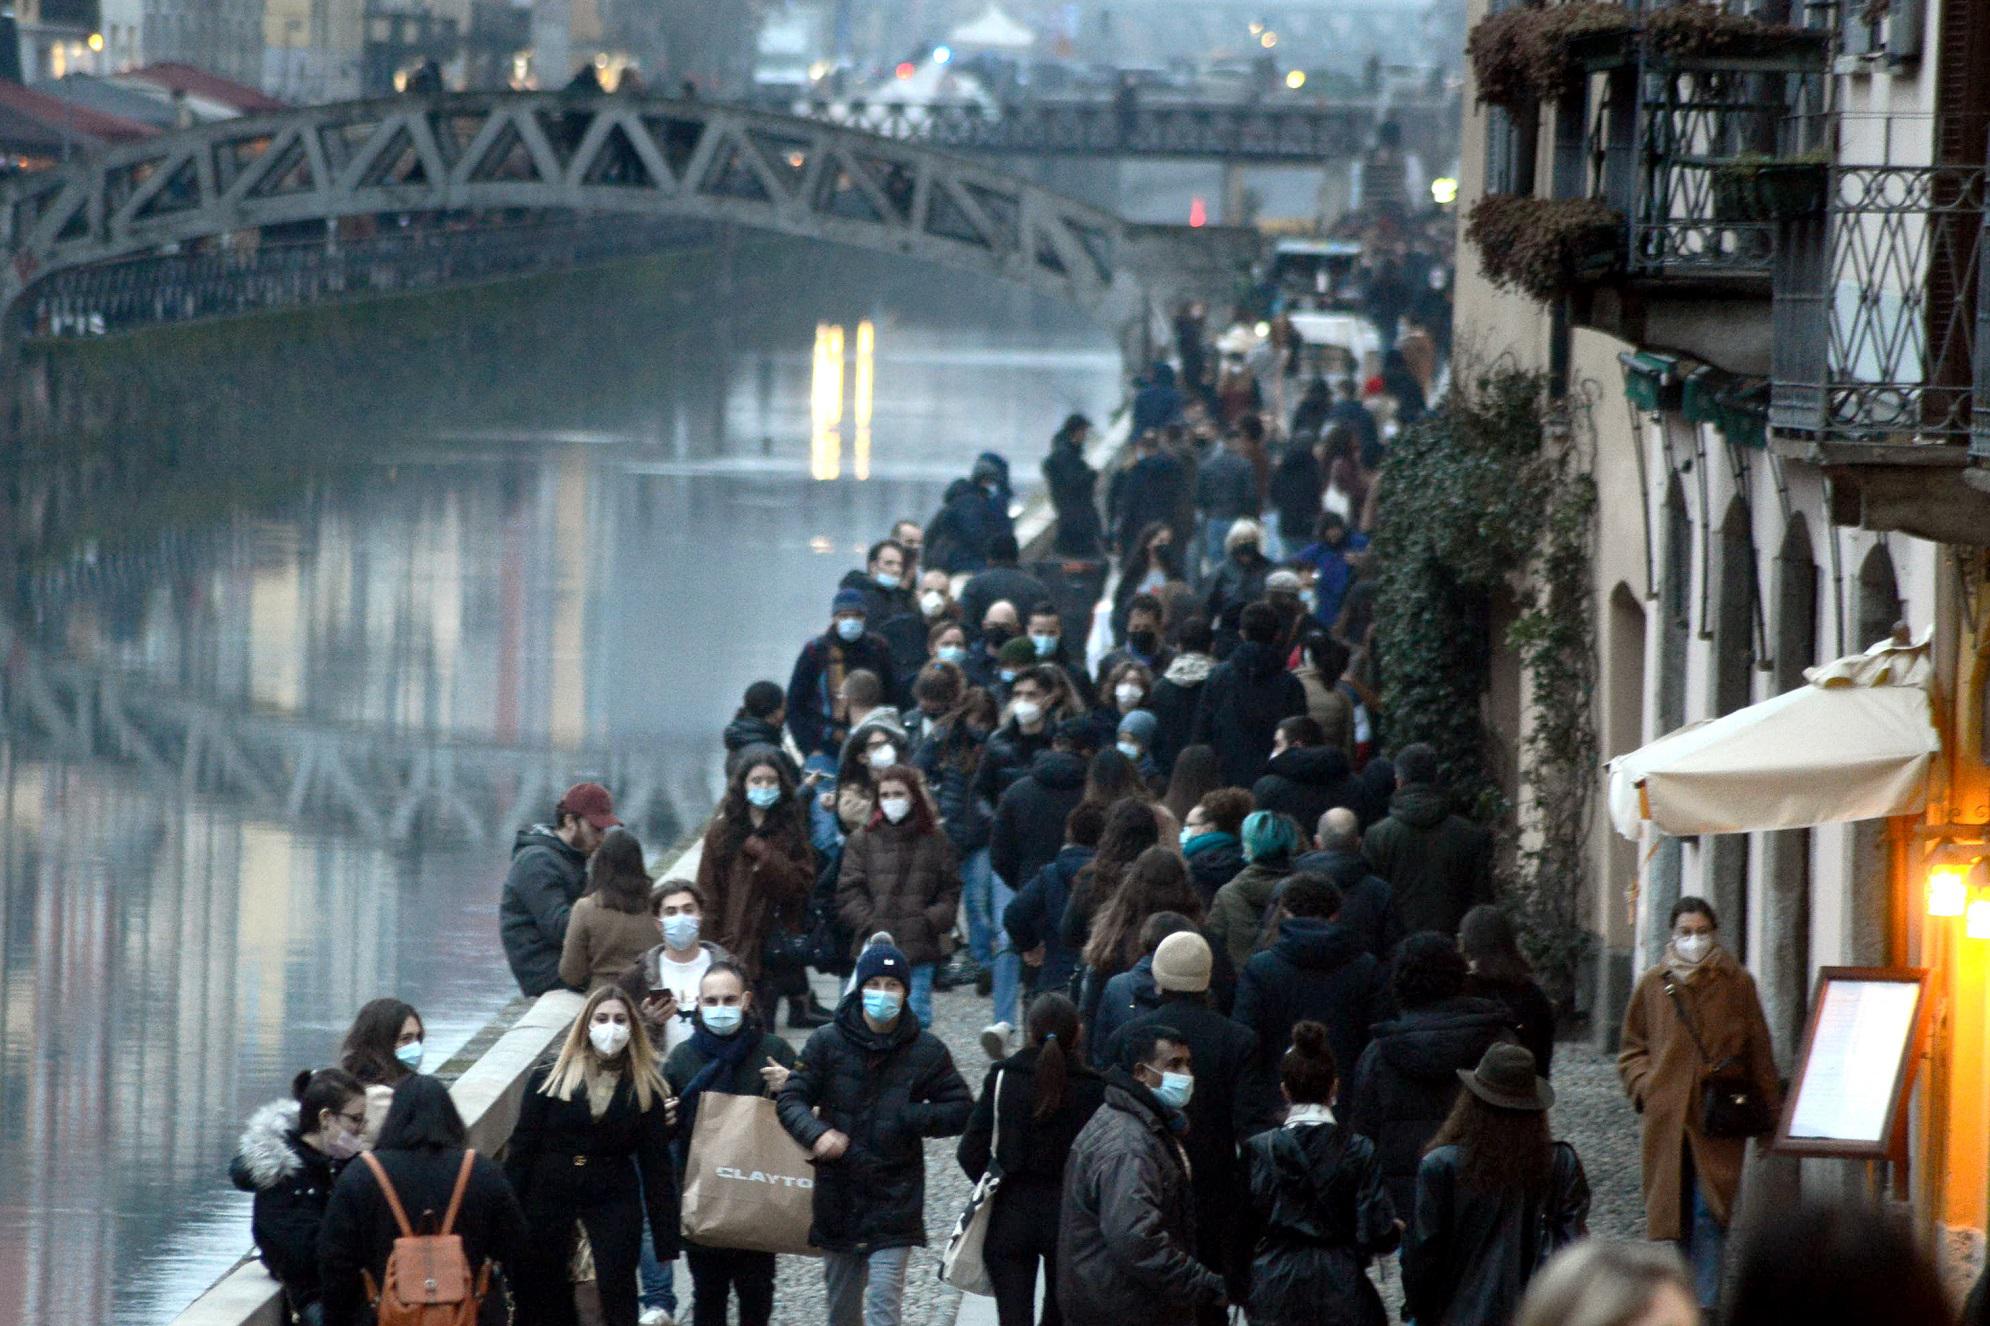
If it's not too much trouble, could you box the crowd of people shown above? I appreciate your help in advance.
[227,318,1973,1326]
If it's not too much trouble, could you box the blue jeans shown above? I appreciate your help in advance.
[1201,517,1232,578]
[639,1210,679,1316]
[961,847,996,964]
[804,753,845,857]
[823,1245,912,1326]
[989,868,1021,1029]
[1680,1149,1725,1308]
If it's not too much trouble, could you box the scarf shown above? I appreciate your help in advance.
[1283,1102,1335,1129]
[1663,939,1717,984]
[671,1020,763,1168]
[1163,652,1215,686]
[1182,830,1237,860]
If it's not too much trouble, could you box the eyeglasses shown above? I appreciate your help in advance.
[334,1109,367,1130]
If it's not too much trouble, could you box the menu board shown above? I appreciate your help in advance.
[1775,968,1928,1158]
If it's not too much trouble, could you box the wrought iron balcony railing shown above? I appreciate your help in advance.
[1770,159,1990,450]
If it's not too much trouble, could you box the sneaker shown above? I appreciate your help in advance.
[980,1021,1013,1060]
[637,1310,673,1326]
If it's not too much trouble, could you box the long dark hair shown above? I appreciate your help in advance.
[1162,744,1222,822]
[1072,800,1163,930]
[1460,905,1534,984]
[587,827,652,914]
[1084,846,1202,973]
[1134,521,1183,579]
[340,998,423,1087]
[1026,993,1083,1120]
[1084,749,1151,808]
[375,1073,468,1152]
[719,745,809,860]
[1426,1089,1554,1195]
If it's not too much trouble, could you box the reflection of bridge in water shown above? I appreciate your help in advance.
[1,615,713,847]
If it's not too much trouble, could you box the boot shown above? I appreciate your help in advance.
[788,996,832,1030]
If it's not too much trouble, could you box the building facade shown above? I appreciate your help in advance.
[1453,0,1990,1266]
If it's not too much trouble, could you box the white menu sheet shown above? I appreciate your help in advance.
[1786,978,1922,1143]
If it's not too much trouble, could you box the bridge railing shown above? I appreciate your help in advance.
[20,214,708,339]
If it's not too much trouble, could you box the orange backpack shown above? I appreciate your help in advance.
[358,1149,491,1326]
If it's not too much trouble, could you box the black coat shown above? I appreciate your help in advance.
[1465,972,1557,1078]
[1112,452,1190,557]
[785,629,901,759]
[503,1063,680,1326]
[1004,843,1095,997]
[1057,1075,1227,1324]
[663,1027,798,1139]
[1148,655,1215,776]
[1403,1142,1590,1326]
[1044,444,1105,559]
[228,1100,343,1312]
[975,720,1052,802]
[1103,995,1258,1285]
[1342,996,1515,1215]
[1192,641,1308,789]
[1291,848,1398,958]
[499,826,588,997]
[1363,784,1496,938]
[838,567,915,629]
[990,750,1088,892]
[1233,919,1388,1134]
[1242,1123,1397,1326]
[1185,833,1246,908]
[1267,444,1323,546]
[721,715,800,780]
[959,564,1053,640]
[958,1048,1108,1239]
[1251,746,1361,838]
[1202,552,1274,651]
[776,994,972,1252]
[912,720,992,856]
[319,1147,529,1326]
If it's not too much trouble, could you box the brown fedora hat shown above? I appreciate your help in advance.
[1456,1042,1554,1112]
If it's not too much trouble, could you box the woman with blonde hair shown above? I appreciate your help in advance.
[1517,1241,1698,1326]
[506,985,680,1326]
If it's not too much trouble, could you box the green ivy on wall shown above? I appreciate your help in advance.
[1372,365,1598,1001]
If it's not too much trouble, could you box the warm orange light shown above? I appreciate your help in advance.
[1967,898,1990,940]
[1189,196,1207,227]
[1930,865,1969,917]
[895,61,915,79]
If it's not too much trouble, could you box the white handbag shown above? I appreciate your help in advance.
[940,1069,1005,1295]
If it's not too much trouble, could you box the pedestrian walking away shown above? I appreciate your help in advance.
[562,827,671,994]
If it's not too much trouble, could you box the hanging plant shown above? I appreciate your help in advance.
[1468,1,1636,107]
[1465,195,1623,302]
[1642,1,1827,61]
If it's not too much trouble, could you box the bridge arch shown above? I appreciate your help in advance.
[0,92,1152,330]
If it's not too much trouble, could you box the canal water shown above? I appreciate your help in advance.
[0,240,1122,1324]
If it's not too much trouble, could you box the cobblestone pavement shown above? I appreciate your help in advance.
[730,978,1646,1325]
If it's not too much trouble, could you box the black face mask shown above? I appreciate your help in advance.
[983,625,1014,648]
[1128,629,1160,657]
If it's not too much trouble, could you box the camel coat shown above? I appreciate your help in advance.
[1616,945,1780,1240]
[696,815,816,982]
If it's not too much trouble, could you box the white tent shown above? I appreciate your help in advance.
[1607,634,1941,840]
[949,4,1036,51]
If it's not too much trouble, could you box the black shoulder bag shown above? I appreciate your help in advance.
[1662,977,1775,1139]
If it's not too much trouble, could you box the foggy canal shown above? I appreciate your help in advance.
[0,240,1122,1324]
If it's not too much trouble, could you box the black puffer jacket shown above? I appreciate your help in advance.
[990,750,1088,893]
[1251,746,1360,836]
[1233,918,1388,1133]
[722,715,798,779]
[498,825,587,997]
[1242,1122,1397,1326]
[1057,1074,1227,1325]
[1403,1141,1590,1326]
[776,993,973,1252]
[229,1099,344,1313]
[1192,641,1308,789]
[912,720,991,855]
[975,720,1053,801]
[1290,848,1397,957]
[1342,996,1515,1215]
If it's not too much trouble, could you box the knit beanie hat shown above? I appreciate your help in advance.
[997,637,1037,667]
[1151,931,1213,993]
[854,941,911,988]
[1117,709,1159,744]
[832,587,868,616]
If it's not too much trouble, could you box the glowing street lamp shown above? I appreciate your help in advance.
[1260,30,1278,47]
[1929,864,1969,917]
[1285,69,1306,89]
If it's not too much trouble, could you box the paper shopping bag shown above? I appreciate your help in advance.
[679,1093,819,1257]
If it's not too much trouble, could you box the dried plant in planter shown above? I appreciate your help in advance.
[1466,195,1623,303]
[1643,0,1819,60]
[1468,0,1635,107]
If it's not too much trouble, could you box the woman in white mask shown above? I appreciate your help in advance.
[833,766,961,1028]
[1617,896,1780,1314]
[660,961,798,1326]
[506,985,680,1326]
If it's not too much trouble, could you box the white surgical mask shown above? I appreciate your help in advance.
[876,570,901,590]
[879,795,912,823]
[920,590,946,618]
[1675,932,1713,964]
[589,1021,631,1058]
[1012,699,1043,725]
[1117,740,1141,761]
[867,744,898,769]
[1114,683,1145,708]
[836,617,865,642]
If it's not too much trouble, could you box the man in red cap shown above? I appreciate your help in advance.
[499,781,621,996]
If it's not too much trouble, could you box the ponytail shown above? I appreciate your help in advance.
[1026,993,1082,1121]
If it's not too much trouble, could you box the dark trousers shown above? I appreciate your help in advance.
[515,1195,645,1326]
[687,1243,775,1326]
[986,1181,1062,1326]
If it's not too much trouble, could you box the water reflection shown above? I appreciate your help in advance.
[0,252,1120,1324]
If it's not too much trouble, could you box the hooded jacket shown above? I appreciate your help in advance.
[1202,549,1274,648]
[1233,919,1388,1133]
[1242,1120,1397,1326]
[1290,847,1398,958]
[989,750,1089,894]
[1207,858,1295,972]
[1192,641,1307,790]
[229,1099,342,1312]
[913,719,993,856]
[1091,952,1165,1052]
[1252,745,1361,837]
[1149,651,1215,775]
[1342,995,1515,1215]
[1057,1073,1227,1324]
[1004,842,1095,997]
[499,825,589,997]
[776,992,973,1252]
[1362,784,1495,938]
[1182,831,1244,908]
